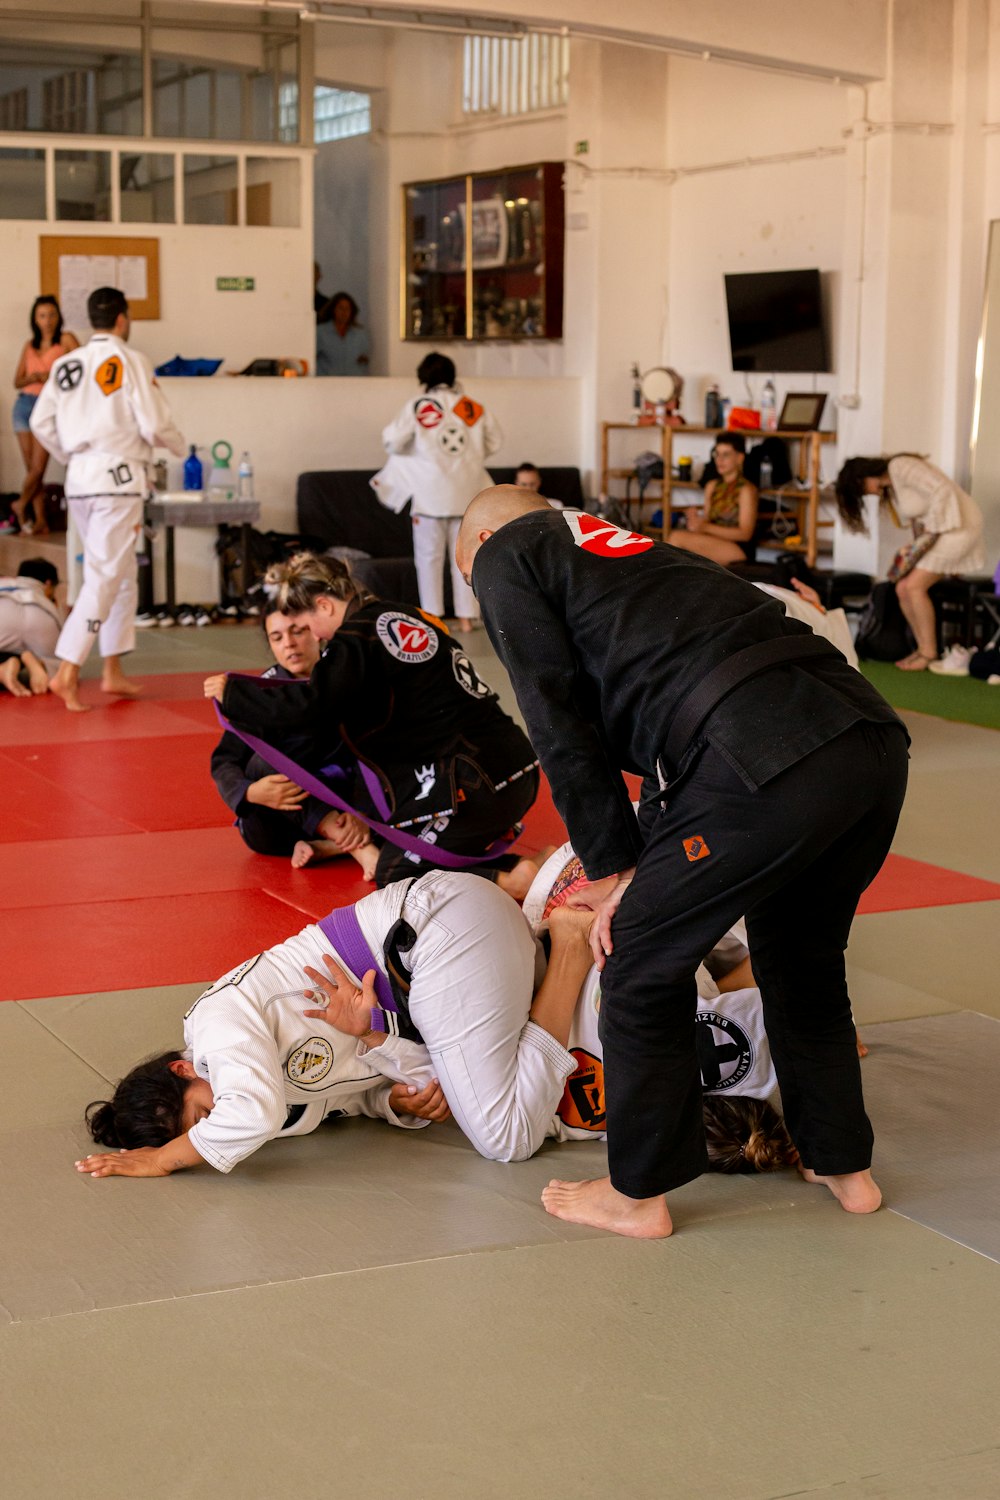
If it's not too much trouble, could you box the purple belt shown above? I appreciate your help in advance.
[317,905,397,1013]
[213,691,518,870]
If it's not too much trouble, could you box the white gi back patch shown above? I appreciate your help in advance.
[695,1011,754,1092]
[376,611,438,663]
[563,510,654,557]
[286,1036,335,1086]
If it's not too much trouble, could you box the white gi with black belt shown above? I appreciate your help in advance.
[29,332,184,665]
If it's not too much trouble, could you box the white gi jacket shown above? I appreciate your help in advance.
[373,383,502,517]
[184,885,433,1173]
[549,925,777,1143]
[0,577,61,663]
[29,332,184,498]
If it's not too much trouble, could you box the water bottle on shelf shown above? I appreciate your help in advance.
[705,383,721,428]
[183,444,203,492]
[630,362,642,423]
[761,378,777,432]
[719,396,732,429]
[759,457,774,492]
[238,451,254,501]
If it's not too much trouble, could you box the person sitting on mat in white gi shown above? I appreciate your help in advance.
[204,551,541,896]
[210,606,379,878]
[74,872,590,1179]
[457,487,908,1238]
[371,352,501,634]
[29,286,184,712]
[0,559,63,697]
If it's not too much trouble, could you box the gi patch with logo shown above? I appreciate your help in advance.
[696,1012,754,1091]
[376,611,438,664]
[562,510,654,558]
[286,1037,335,1087]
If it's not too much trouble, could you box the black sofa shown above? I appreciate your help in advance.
[296,466,586,607]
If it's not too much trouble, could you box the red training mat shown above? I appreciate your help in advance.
[857,852,1000,914]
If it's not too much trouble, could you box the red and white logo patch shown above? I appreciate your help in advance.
[415,398,445,429]
[562,510,654,558]
[376,610,438,664]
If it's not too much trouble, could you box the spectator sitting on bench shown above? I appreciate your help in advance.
[211,608,379,878]
[667,432,759,566]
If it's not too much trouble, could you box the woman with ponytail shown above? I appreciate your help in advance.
[205,552,541,894]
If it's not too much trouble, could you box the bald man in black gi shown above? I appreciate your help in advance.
[457,487,907,1238]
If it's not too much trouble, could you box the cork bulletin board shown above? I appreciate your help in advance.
[39,235,161,327]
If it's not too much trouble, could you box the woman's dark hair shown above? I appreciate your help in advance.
[714,432,746,456]
[331,291,360,327]
[86,1049,188,1149]
[702,1095,798,1174]
[417,352,456,391]
[30,295,63,349]
[834,456,890,534]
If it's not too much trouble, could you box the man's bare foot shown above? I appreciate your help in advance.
[49,663,90,712]
[798,1164,882,1214]
[352,842,380,881]
[0,657,31,697]
[457,617,476,634]
[542,1176,673,1238]
[497,855,539,903]
[856,1029,869,1059]
[101,672,142,698]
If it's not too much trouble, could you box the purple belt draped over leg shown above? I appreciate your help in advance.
[212,694,517,870]
[317,905,397,1014]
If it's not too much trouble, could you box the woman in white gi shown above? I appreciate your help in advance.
[835,454,985,671]
[74,872,587,1179]
[372,353,501,632]
[29,286,185,711]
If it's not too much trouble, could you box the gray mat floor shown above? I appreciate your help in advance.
[3,628,1000,1497]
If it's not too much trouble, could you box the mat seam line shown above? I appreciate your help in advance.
[12,1002,116,1084]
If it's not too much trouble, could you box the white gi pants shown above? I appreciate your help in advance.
[411,514,478,620]
[401,873,575,1162]
[0,598,60,666]
[57,496,142,666]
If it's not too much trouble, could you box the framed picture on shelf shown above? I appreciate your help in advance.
[777,392,827,431]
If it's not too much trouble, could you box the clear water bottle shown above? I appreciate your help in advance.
[705,384,721,428]
[759,457,773,491]
[238,451,254,501]
[761,378,777,432]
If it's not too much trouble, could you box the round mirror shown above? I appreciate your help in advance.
[641,366,681,404]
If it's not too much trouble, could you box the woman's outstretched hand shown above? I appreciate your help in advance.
[303,955,379,1038]
[74,1147,172,1179]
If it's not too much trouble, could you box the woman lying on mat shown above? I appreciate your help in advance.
[75,866,797,1182]
[203,552,541,897]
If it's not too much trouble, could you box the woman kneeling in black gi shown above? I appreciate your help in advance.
[205,552,541,893]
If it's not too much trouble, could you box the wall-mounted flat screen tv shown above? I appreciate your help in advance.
[724,268,830,373]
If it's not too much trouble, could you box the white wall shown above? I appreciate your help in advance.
[136,373,584,602]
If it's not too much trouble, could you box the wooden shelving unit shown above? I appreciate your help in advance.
[600,422,837,566]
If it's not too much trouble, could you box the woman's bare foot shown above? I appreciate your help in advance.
[798,1164,882,1214]
[894,649,921,668]
[457,617,477,634]
[541,1176,674,1239]
[352,842,380,881]
[25,659,49,695]
[0,657,31,697]
[101,670,142,698]
[897,653,936,672]
[856,1029,869,1059]
[291,838,339,869]
[497,855,539,903]
[49,662,90,712]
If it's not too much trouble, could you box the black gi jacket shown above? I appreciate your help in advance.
[221,599,536,822]
[472,509,902,880]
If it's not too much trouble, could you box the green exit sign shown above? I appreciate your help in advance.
[216,277,255,291]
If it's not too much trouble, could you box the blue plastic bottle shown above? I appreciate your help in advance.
[183,444,203,491]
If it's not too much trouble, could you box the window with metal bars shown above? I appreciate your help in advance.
[312,85,371,142]
[462,34,569,118]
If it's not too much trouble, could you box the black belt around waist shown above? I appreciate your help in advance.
[662,633,835,781]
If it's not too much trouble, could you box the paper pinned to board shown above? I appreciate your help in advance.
[58,253,151,330]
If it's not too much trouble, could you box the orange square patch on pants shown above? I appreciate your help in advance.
[682,835,711,862]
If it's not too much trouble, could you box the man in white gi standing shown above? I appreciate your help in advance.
[30,286,184,711]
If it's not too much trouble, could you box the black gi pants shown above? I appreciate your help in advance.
[236,798,327,857]
[375,766,540,887]
[601,720,909,1198]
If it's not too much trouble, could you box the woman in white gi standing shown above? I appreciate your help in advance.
[373,353,501,632]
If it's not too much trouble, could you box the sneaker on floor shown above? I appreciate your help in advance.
[156,607,177,627]
[135,610,158,628]
[0,517,19,534]
[929,644,972,676]
[176,605,196,626]
[194,607,212,627]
